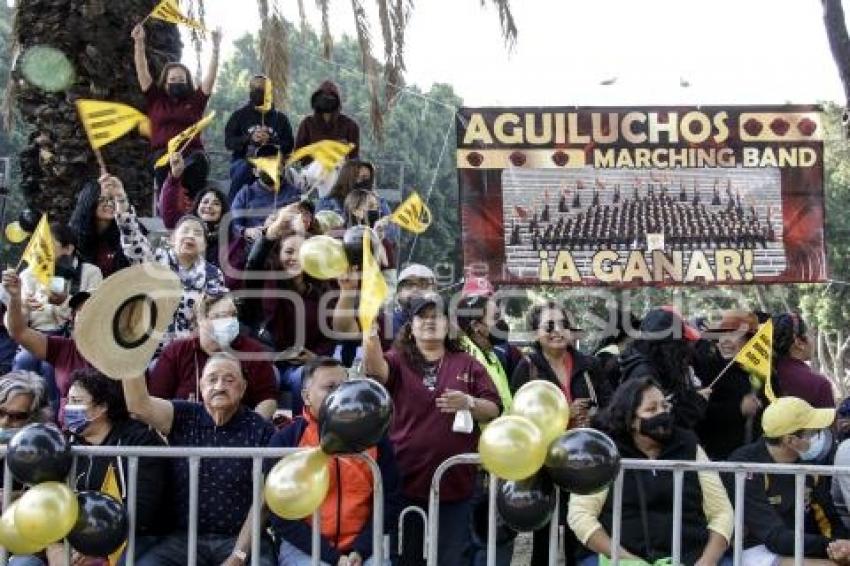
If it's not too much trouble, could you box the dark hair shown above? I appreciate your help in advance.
[393,320,465,375]
[597,377,660,444]
[327,160,363,202]
[632,338,693,395]
[191,188,230,226]
[773,313,807,359]
[69,368,129,423]
[68,180,129,271]
[343,188,378,220]
[302,357,345,389]
[51,222,77,248]
[157,62,194,91]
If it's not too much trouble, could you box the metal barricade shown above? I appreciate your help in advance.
[425,453,850,566]
[0,446,385,566]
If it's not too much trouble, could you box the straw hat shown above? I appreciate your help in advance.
[73,263,182,380]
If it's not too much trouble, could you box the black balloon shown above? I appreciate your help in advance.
[319,378,393,454]
[497,471,556,532]
[342,225,381,268]
[18,209,42,233]
[68,491,128,556]
[6,423,72,485]
[544,428,620,495]
[472,497,517,545]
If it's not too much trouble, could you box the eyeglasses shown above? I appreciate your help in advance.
[96,197,114,206]
[0,408,31,424]
[541,320,570,333]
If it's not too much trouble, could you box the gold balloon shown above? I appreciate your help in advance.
[265,447,330,519]
[315,210,345,232]
[299,235,349,280]
[479,415,547,481]
[0,501,43,554]
[15,482,79,545]
[511,380,571,445]
[5,222,29,244]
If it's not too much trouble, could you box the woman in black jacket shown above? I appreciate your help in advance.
[45,368,168,564]
[510,301,612,566]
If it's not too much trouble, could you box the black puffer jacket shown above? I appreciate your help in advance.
[511,345,613,409]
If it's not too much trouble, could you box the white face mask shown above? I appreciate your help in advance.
[210,317,239,348]
[799,430,829,462]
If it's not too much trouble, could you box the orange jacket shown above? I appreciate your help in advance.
[299,411,376,551]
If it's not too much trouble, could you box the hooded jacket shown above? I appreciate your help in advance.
[224,102,294,161]
[294,81,360,158]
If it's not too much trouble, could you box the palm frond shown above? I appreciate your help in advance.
[368,64,384,143]
[375,0,393,64]
[480,0,517,48]
[350,0,373,72]
[186,1,203,81]
[1,6,18,133]
[384,0,411,108]
[316,0,333,59]
[296,0,308,34]
[256,0,270,25]
[260,5,290,107]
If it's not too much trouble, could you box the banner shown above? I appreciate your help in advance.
[457,106,826,287]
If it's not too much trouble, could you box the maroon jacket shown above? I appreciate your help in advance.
[294,81,360,158]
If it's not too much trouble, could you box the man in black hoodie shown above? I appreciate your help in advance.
[294,80,360,158]
[224,75,294,201]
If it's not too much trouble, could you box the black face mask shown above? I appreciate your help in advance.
[354,179,373,191]
[167,83,191,99]
[250,88,265,107]
[366,210,381,227]
[55,255,76,279]
[490,319,510,345]
[638,412,674,442]
[313,93,340,114]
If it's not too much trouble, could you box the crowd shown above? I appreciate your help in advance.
[0,23,848,566]
[511,181,776,252]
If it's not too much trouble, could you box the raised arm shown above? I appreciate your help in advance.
[1,270,47,360]
[105,175,154,264]
[363,330,389,384]
[201,28,222,96]
[122,375,175,435]
[131,24,153,92]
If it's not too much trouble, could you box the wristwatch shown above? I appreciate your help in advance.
[232,549,247,563]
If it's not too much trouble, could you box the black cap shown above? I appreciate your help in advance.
[408,293,447,317]
[640,306,700,342]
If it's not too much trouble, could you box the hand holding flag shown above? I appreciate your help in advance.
[18,214,54,288]
[154,111,216,168]
[358,230,388,333]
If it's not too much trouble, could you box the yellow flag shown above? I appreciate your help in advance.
[358,230,388,332]
[734,319,775,401]
[154,111,216,168]
[76,100,147,150]
[20,215,54,288]
[390,192,432,234]
[256,77,273,113]
[101,463,127,565]
[248,154,281,192]
[285,140,355,171]
[149,0,206,30]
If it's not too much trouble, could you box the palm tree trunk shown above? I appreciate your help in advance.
[14,0,181,220]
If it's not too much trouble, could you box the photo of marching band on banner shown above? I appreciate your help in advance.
[457,106,827,287]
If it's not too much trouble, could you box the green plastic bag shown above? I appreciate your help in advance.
[599,556,672,566]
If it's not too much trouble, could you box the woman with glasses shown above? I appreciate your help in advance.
[510,302,612,566]
[364,293,501,566]
[568,377,733,566]
[772,312,835,408]
[69,179,132,278]
[0,369,50,431]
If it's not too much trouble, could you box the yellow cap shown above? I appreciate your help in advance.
[762,397,835,438]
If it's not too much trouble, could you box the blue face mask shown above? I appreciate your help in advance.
[799,430,829,462]
[63,404,91,435]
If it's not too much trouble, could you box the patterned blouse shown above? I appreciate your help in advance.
[116,207,228,347]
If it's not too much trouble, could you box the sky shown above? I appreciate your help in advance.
[192,0,847,108]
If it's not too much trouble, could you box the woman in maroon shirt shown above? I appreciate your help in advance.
[364,294,501,566]
[131,24,221,199]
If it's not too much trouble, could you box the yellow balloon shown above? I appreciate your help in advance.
[15,482,79,545]
[479,415,547,481]
[0,501,44,554]
[511,380,570,445]
[5,222,29,244]
[299,235,349,280]
[264,448,330,519]
[315,210,345,232]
